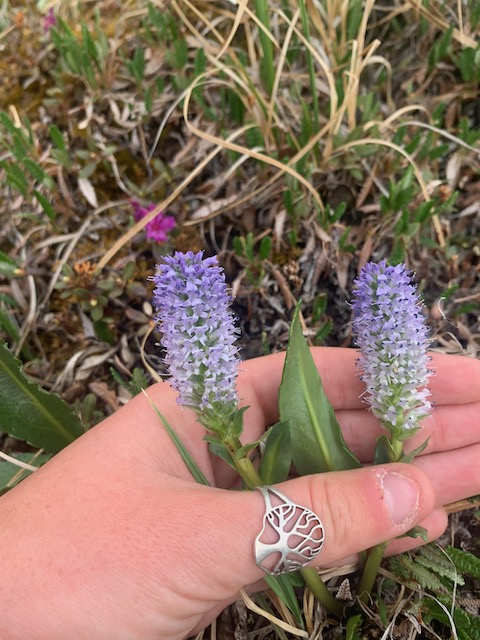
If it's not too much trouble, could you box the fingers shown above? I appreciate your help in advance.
[191,463,436,596]
[413,443,480,507]
[336,400,480,462]
[238,349,480,462]
[239,349,480,430]
[384,508,449,556]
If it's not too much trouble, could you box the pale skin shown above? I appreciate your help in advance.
[0,348,479,639]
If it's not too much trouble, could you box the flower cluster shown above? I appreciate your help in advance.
[351,260,432,433]
[152,251,239,432]
[131,200,176,243]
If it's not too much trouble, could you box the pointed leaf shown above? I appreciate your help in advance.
[279,305,361,474]
[234,439,262,460]
[258,421,292,484]
[373,435,391,464]
[263,574,304,628]
[401,437,430,463]
[399,525,429,542]
[144,392,210,486]
[0,340,84,453]
[346,614,362,640]
[204,435,237,470]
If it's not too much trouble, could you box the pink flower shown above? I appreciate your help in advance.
[131,200,176,243]
[44,8,56,33]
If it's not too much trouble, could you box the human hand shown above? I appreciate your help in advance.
[0,348,478,639]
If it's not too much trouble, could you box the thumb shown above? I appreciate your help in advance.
[192,463,435,591]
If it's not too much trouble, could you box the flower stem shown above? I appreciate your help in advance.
[357,540,388,604]
[301,567,343,616]
[225,435,342,616]
[225,436,263,489]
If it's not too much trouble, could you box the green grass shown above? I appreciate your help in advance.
[0,0,479,636]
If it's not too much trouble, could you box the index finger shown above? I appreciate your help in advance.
[238,348,480,429]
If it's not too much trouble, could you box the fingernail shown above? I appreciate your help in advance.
[380,472,420,526]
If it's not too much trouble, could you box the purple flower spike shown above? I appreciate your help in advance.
[152,251,239,427]
[351,260,432,432]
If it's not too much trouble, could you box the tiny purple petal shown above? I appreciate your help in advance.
[351,260,432,431]
[152,251,239,414]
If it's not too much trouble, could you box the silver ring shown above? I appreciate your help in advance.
[254,486,325,576]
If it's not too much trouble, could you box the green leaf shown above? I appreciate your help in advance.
[233,439,263,460]
[0,340,84,453]
[0,251,23,278]
[23,157,48,184]
[401,437,430,463]
[50,124,67,152]
[400,554,445,591]
[33,191,56,220]
[258,421,292,484]
[399,525,429,543]
[416,546,465,585]
[279,304,361,474]
[1,161,28,196]
[0,452,51,489]
[445,545,480,579]
[373,436,391,464]
[144,392,210,486]
[205,436,236,469]
[346,614,362,640]
[263,574,304,628]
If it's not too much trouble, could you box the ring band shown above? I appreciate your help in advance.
[254,486,325,576]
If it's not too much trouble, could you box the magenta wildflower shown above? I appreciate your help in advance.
[43,8,56,33]
[351,260,432,434]
[152,251,239,433]
[131,200,175,243]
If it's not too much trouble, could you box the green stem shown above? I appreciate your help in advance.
[225,436,263,489]
[302,567,343,616]
[225,435,342,617]
[359,432,404,604]
[357,540,388,604]
[389,436,404,462]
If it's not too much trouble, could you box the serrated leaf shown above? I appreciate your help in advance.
[0,340,84,453]
[416,548,464,585]
[401,554,446,591]
[50,124,67,153]
[23,157,48,184]
[258,421,292,484]
[33,190,56,220]
[279,304,361,474]
[445,545,480,579]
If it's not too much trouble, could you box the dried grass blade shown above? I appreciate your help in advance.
[239,589,309,638]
